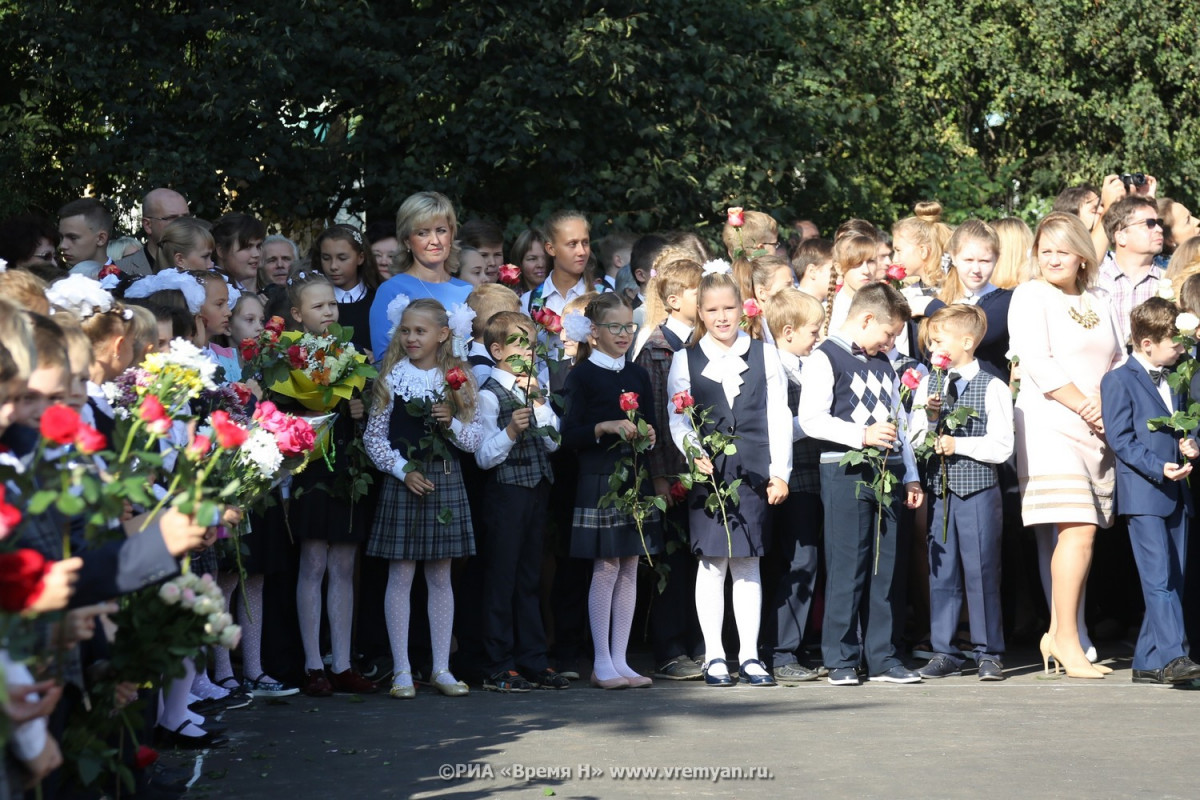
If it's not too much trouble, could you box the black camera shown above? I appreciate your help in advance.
[1121,172,1147,190]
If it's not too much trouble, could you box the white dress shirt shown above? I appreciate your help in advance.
[908,358,1014,464]
[475,368,560,469]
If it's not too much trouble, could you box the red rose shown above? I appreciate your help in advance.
[727,207,745,227]
[265,316,286,335]
[98,263,122,279]
[901,368,922,391]
[239,338,260,362]
[134,745,159,770]
[886,264,907,282]
[930,351,953,371]
[445,366,468,391]
[668,480,688,504]
[540,310,563,335]
[139,395,170,436]
[0,486,22,540]
[287,345,307,369]
[40,405,81,445]
[671,390,695,414]
[231,382,253,407]
[742,299,761,318]
[75,424,107,455]
[498,263,522,285]
[188,434,212,458]
[618,392,639,412]
[209,410,248,450]
[0,549,52,612]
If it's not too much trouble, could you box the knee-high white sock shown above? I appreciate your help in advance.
[239,574,280,683]
[695,557,728,673]
[730,557,764,670]
[212,570,239,681]
[326,544,358,673]
[160,658,202,734]
[589,558,621,681]
[609,557,640,678]
[385,560,416,686]
[425,559,457,685]
[297,541,328,671]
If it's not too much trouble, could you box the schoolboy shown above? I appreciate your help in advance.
[1100,297,1200,685]
[761,287,825,682]
[909,305,1013,681]
[464,283,521,384]
[475,310,568,691]
[796,282,924,685]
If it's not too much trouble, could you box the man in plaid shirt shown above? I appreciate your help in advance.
[1098,195,1170,345]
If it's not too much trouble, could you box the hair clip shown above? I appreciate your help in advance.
[351,229,363,246]
[45,274,117,319]
[940,253,952,275]
[121,308,133,320]
[296,271,308,281]
[701,259,732,276]
[0,257,7,273]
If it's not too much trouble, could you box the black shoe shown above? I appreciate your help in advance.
[827,667,860,686]
[773,662,819,683]
[702,658,735,687]
[917,654,962,679]
[977,658,1005,681]
[869,665,922,684]
[483,670,532,693]
[529,668,570,690]
[1163,656,1200,684]
[654,657,703,681]
[155,722,228,749]
[554,661,581,681]
[738,659,777,686]
[1132,668,1169,685]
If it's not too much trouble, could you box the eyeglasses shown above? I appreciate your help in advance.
[144,213,193,222]
[597,322,640,335]
[1119,218,1165,231]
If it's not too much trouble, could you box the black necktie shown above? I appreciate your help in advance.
[1148,368,1167,386]
[945,372,961,403]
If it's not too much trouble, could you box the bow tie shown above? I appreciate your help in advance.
[1148,367,1169,386]
[851,343,868,358]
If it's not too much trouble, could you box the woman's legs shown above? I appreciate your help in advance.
[1050,522,1103,674]
[1038,523,1096,658]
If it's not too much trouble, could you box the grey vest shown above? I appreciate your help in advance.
[930,371,998,498]
[482,376,554,488]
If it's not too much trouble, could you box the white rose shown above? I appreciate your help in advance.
[1176,312,1200,337]
[1157,279,1176,300]
[218,625,242,650]
[158,582,182,605]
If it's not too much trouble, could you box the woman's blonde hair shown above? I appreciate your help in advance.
[372,298,476,420]
[893,201,953,288]
[1166,236,1200,297]
[1031,212,1098,292]
[991,217,1033,289]
[937,219,1000,304]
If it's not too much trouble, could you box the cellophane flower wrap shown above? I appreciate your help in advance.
[245,318,377,412]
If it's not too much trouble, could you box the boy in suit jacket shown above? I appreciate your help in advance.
[1101,297,1200,685]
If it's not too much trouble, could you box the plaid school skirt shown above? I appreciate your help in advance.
[570,472,662,559]
[366,457,475,561]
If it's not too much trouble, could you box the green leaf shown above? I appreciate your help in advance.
[436,507,453,525]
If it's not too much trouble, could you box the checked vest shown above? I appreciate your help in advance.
[929,371,998,499]
[481,376,554,488]
[785,378,822,494]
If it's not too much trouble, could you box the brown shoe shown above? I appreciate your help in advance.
[328,668,379,694]
[302,668,333,697]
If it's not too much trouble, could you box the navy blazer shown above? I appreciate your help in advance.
[1101,359,1193,517]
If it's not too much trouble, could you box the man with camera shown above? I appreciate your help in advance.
[1098,191,1169,344]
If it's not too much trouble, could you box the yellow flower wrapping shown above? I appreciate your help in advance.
[268,364,368,412]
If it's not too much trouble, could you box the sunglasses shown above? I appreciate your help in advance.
[596,322,640,335]
[1120,218,1165,231]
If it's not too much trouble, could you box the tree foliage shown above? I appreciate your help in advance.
[2,0,1199,235]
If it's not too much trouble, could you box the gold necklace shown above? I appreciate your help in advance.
[1065,293,1099,329]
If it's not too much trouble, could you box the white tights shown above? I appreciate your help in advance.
[695,556,765,676]
[384,559,457,687]
[297,540,358,673]
[588,557,640,682]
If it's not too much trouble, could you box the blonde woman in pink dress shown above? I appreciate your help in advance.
[1008,212,1125,679]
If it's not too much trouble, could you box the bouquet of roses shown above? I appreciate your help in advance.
[597,392,661,563]
[243,316,377,412]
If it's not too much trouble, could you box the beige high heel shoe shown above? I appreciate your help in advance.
[1043,634,1104,679]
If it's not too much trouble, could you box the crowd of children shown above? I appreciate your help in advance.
[6,176,1200,798]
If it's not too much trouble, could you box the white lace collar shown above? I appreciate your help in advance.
[334,282,367,303]
[699,332,751,406]
[588,349,626,372]
[388,359,444,401]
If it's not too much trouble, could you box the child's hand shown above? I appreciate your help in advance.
[766,476,789,505]
[245,378,264,400]
[21,734,62,789]
[113,681,139,709]
[25,557,81,614]
[863,421,897,448]
[653,476,674,506]
[934,434,955,456]
[156,508,209,556]
[507,407,533,439]
[2,680,62,724]
[925,394,942,419]
[694,455,714,476]
[431,402,453,427]
[1164,462,1192,482]
[404,470,436,497]
[222,506,244,527]
[201,527,219,549]
[645,424,657,447]
[348,397,365,420]
[599,419,638,440]
[1182,439,1199,460]
[904,481,924,509]
[56,603,118,650]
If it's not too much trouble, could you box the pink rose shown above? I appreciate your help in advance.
[275,417,316,457]
[727,207,745,227]
[742,299,761,318]
[901,368,922,391]
[930,351,952,371]
[886,264,907,282]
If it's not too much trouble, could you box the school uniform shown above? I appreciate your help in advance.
[466,339,496,386]
[797,335,919,675]
[666,332,792,558]
[363,360,482,561]
[924,285,1013,381]
[910,360,1013,667]
[561,350,661,559]
[1101,356,1193,673]
[334,282,376,357]
[762,350,824,669]
[475,371,560,674]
